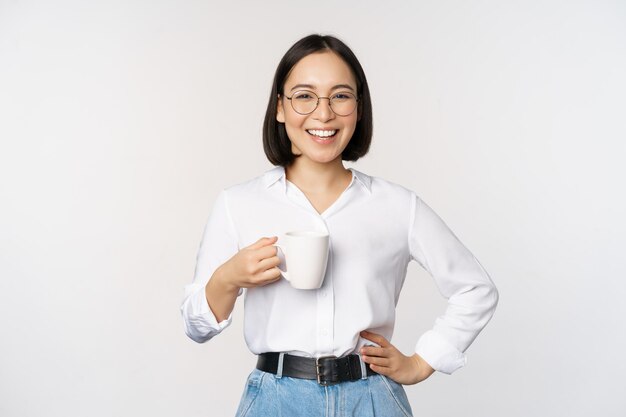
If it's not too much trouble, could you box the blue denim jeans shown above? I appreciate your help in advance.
[235,368,413,417]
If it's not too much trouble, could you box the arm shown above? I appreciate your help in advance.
[180,190,241,343]
[409,193,499,374]
[205,266,240,323]
[205,236,282,322]
[180,190,282,343]
[360,194,497,384]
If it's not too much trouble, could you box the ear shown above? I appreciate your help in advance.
[276,94,285,123]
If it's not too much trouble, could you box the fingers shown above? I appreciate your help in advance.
[360,331,398,376]
[248,236,278,250]
[360,336,429,385]
[362,356,393,377]
[361,345,393,368]
[360,348,403,379]
[255,244,279,261]
[361,355,391,367]
[242,240,279,267]
[360,346,386,358]
[360,330,390,347]
[257,267,282,285]
[257,254,281,271]
[249,239,281,264]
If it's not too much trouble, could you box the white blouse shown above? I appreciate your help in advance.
[180,166,498,374]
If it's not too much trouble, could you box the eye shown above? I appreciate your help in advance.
[293,91,315,100]
[332,92,353,100]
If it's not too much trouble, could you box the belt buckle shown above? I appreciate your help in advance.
[316,355,338,386]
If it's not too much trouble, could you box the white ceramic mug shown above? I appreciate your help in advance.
[276,231,330,290]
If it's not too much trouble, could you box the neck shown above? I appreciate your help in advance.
[285,157,350,192]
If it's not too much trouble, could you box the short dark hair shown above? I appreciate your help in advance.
[263,34,373,166]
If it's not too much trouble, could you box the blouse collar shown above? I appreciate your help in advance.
[262,165,372,194]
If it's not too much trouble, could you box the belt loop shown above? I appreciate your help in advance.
[358,353,368,380]
[276,352,285,379]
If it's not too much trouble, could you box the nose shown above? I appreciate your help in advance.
[312,97,335,122]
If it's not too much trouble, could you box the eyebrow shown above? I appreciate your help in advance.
[290,83,355,92]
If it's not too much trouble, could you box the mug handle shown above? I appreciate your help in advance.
[275,245,289,282]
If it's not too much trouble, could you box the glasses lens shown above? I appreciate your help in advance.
[330,92,357,116]
[290,91,358,116]
[291,91,318,114]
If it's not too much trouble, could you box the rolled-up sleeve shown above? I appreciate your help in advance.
[408,193,499,374]
[180,190,242,343]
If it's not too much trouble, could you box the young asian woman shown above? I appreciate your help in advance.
[181,34,499,417]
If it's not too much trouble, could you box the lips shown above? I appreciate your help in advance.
[306,129,337,137]
[306,129,338,142]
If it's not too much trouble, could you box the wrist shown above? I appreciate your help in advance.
[210,264,240,295]
[411,353,435,380]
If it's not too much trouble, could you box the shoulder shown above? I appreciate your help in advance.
[350,168,417,200]
[222,166,284,197]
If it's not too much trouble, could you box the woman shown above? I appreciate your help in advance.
[181,34,499,417]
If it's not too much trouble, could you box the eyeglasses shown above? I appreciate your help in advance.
[283,90,359,116]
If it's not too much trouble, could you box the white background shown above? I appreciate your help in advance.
[1,1,625,416]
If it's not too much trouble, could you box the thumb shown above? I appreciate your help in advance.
[248,236,278,249]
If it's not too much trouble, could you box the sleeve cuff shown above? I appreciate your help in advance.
[181,286,242,343]
[194,288,234,328]
[415,330,467,375]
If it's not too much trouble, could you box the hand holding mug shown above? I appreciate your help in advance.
[218,236,282,290]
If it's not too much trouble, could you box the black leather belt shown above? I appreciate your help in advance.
[256,352,377,386]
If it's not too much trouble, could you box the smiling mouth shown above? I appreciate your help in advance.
[306,129,338,140]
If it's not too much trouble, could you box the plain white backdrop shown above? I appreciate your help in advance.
[1,1,625,416]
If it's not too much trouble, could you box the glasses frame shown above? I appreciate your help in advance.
[283,90,359,116]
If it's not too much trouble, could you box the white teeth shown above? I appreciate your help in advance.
[307,129,337,138]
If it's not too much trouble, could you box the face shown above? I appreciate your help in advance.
[276,51,359,165]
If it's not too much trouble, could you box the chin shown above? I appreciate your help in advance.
[313,157,340,164]
[305,149,345,163]
[292,147,340,164]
